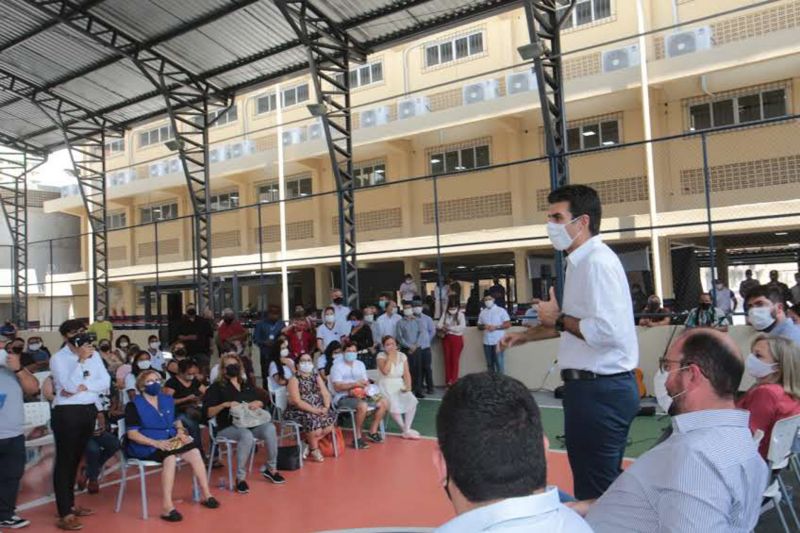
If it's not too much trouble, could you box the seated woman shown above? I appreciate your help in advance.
[164,359,207,459]
[284,352,336,462]
[22,335,51,373]
[97,339,125,375]
[267,338,295,392]
[347,309,375,354]
[317,340,343,381]
[124,350,154,404]
[115,343,140,389]
[124,369,219,521]
[376,336,420,439]
[203,353,285,494]
[737,334,800,458]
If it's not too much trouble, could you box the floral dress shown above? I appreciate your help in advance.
[284,373,336,432]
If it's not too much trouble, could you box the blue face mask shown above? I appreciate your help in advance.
[344,351,358,363]
[144,382,161,396]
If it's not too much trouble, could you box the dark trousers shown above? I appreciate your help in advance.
[52,404,96,517]
[404,347,423,394]
[177,411,205,460]
[84,431,120,481]
[562,372,639,500]
[0,435,25,520]
[419,347,433,392]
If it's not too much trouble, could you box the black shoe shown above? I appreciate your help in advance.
[160,509,183,522]
[353,438,370,449]
[236,480,250,494]
[261,470,286,484]
[426,388,434,395]
[0,516,31,529]
[201,497,220,509]
[365,432,383,443]
[414,391,426,399]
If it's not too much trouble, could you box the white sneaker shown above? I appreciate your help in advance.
[0,515,31,529]
[302,442,309,459]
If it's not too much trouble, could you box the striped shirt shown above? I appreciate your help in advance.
[586,409,768,533]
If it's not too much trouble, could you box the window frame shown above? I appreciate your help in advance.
[106,211,127,230]
[565,119,620,151]
[138,124,175,148]
[257,175,313,203]
[337,61,384,89]
[255,92,278,116]
[352,160,387,188]
[208,106,238,127]
[424,31,485,68]
[208,191,241,212]
[105,139,125,155]
[429,144,491,175]
[281,83,310,108]
[139,202,179,224]
[557,0,613,30]
[688,87,788,132]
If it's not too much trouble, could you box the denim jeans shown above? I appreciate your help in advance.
[218,423,278,480]
[0,435,25,521]
[84,431,120,481]
[482,344,504,374]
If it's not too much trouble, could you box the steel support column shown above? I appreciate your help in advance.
[521,0,575,302]
[0,150,45,327]
[277,0,368,309]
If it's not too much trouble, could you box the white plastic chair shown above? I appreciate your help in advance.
[32,371,50,401]
[23,401,54,448]
[269,383,304,468]
[761,415,800,532]
[114,419,199,519]
[206,417,258,490]
[327,376,385,450]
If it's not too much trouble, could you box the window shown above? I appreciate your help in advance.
[425,31,484,67]
[337,61,384,89]
[430,144,491,174]
[557,0,612,29]
[352,161,386,188]
[105,139,125,155]
[140,202,178,224]
[206,106,238,127]
[566,119,620,151]
[209,191,240,212]
[282,84,309,108]
[257,175,312,203]
[106,211,126,230]
[688,88,787,131]
[138,124,175,148]
[255,93,277,115]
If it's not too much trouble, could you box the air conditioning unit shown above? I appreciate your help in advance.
[506,71,537,95]
[665,26,713,58]
[602,44,641,72]
[60,184,80,197]
[397,96,431,119]
[229,140,255,159]
[107,169,135,186]
[462,79,500,105]
[282,127,306,146]
[208,147,223,164]
[307,121,323,140]
[359,106,391,128]
[166,158,181,175]
[148,161,167,177]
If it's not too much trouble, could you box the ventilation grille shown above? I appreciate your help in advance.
[680,154,800,195]
[255,220,315,243]
[536,176,648,211]
[211,230,241,249]
[138,238,179,258]
[253,135,278,152]
[423,192,511,224]
[108,246,127,262]
[331,208,402,234]
[27,190,60,207]
[563,52,602,80]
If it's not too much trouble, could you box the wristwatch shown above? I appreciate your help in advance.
[554,313,566,332]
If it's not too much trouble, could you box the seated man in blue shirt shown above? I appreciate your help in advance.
[745,285,800,344]
[569,328,769,532]
[434,372,591,532]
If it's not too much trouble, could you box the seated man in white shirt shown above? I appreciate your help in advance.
[329,343,388,449]
[434,372,591,532]
[569,328,769,533]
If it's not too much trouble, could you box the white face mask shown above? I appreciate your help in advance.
[280,348,290,357]
[448,309,457,315]
[748,307,776,331]
[137,360,151,370]
[547,219,579,251]
[413,306,423,315]
[324,314,335,323]
[745,353,777,379]
[149,341,160,350]
[364,314,374,323]
[403,308,413,317]
[652,367,689,414]
[484,300,494,309]
[298,361,314,374]
[119,342,129,348]
[29,343,42,351]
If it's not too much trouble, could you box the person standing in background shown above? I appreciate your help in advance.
[375,301,401,347]
[739,269,760,311]
[500,185,640,501]
[87,312,113,345]
[790,272,800,305]
[711,279,737,320]
[766,270,793,305]
[399,274,418,305]
[396,302,424,398]
[329,289,352,337]
[477,295,511,374]
[176,303,214,376]
[253,306,284,383]
[438,299,466,387]
[488,278,507,309]
[412,297,437,394]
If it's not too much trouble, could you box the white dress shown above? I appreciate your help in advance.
[377,352,418,414]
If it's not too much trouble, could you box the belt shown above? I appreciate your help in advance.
[560,369,632,381]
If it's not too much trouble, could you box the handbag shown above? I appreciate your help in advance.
[319,426,345,458]
[230,404,272,428]
[277,445,301,470]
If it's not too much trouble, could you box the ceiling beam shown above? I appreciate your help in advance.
[0,0,108,54]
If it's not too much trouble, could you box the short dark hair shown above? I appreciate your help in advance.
[59,318,85,337]
[348,309,363,321]
[547,184,602,235]
[745,285,784,306]
[178,358,198,373]
[679,330,743,399]
[437,373,546,503]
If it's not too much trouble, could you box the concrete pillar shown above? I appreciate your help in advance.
[514,249,531,304]
[403,257,421,284]
[715,244,730,287]
[657,236,674,300]
[314,265,331,309]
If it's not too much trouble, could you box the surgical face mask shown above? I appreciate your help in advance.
[405,278,412,284]
[715,283,723,290]
[149,341,160,350]
[364,314,374,323]
[746,353,778,379]
[413,306,423,315]
[143,382,161,396]
[403,308,413,317]
[748,306,776,331]
[137,359,151,370]
[29,342,42,351]
[344,351,358,363]
[484,300,494,309]
[547,219,578,251]
[298,361,314,374]
[653,367,689,414]
[119,341,129,348]
[324,313,335,323]
[280,348,290,357]
[378,301,387,309]
[448,309,457,315]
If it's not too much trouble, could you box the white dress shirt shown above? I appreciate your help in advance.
[332,303,352,336]
[586,409,768,533]
[376,312,402,342]
[438,311,466,336]
[317,324,345,351]
[478,305,510,346]
[329,359,367,404]
[436,487,592,532]
[559,235,639,374]
[50,345,110,407]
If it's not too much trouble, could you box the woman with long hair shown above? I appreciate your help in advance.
[285,352,336,462]
[376,335,419,439]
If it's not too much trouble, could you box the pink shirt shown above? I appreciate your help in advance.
[737,383,800,459]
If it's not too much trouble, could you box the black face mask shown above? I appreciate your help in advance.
[10,345,23,354]
[332,297,343,305]
[174,348,187,357]
[99,344,111,352]
[223,317,233,324]
[699,303,710,310]
[186,308,197,317]
[225,363,241,377]
[69,333,92,348]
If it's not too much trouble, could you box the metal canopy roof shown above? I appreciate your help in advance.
[0,0,520,155]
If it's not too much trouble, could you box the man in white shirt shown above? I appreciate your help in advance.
[50,319,110,530]
[375,301,401,346]
[434,372,591,533]
[477,295,511,374]
[330,288,352,337]
[398,274,418,304]
[501,185,640,500]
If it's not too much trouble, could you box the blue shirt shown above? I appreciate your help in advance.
[416,312,437,349]
[436,487,592,532]
[770,319,800,345]
[586,409,768,533]
[253,319,284,346]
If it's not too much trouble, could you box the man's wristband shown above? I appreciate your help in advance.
[555,314,566,333]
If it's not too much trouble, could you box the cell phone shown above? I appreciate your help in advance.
[71,333,92,348]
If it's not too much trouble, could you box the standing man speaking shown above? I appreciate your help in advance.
[501,185,639,500]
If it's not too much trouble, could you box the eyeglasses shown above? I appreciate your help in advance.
[658,357,684,373]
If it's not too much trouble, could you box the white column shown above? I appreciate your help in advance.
[276,85,290,321]
[636,0,663,299]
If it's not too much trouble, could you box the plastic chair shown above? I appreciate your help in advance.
[32,371,50,401]
[23,401,54,448]
[327,375,385,450]
[114,420,199,520]
[269,383,304,468]
[761,414,800,532]
[206,417,258,490]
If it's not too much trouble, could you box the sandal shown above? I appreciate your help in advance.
[310,448,325,462]
[201,497,220,509]
[160,509,183,522]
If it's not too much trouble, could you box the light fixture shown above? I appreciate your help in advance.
[375,169,384,174]
[454,165,466,171]
[775,231,789,236]
[164,139,183,151]
[582,130,597,137]
[307,103,328,117]
[602,141,615,146]
[517,42,542,60]
[430,158,441,164]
